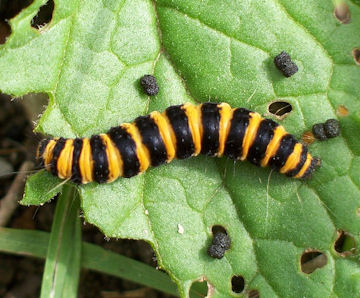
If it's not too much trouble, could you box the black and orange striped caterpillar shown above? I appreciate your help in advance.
[36,102,320,184]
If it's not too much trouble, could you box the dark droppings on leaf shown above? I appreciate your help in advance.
[274,51,298,77]
[312,119,340,141]
[140,74,159,96]
[231,275,245,293]
[268,101,292,117]
[312,123,327,141]
[213,232,231,250]
[324,119,340,138]
[334,230,356,256]
[300,250,327,274]
[207,244,225,259]
[208,226,231,259]
[207,232,231,259]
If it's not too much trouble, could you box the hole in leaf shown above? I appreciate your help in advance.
[0,0,34,18]
[356,207,360,217]
[334,2,351,24]
[0,20,11,44]
[334,230,356,256]
[0,0,34,43]
[352,48,360,66]
[211,225,228,235]
[302,131,315,145]
[336,104,349,117]
[300,250,327,274]
[268,101,292,118]
[231,275,245,294]
[189,280,209,297]
[31,0,54,29]
[248,289,260,298]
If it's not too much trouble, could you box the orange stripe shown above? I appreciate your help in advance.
[79,138,93,184]
[122,123,150,173]
[217,103,233,156]
[241,112,262,160]
[295,154,312,178]
[280,143,302,174]
[101,134,123,182]
[261,126,287,167]
[183,103,201,155]
[43,139,58,169]
[161,111,178,157]
[57,139,74,179]
[150,111,176,162]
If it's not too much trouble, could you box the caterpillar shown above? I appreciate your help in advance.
[36,102,320,184]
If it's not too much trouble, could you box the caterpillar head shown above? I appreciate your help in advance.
[36,139,50,167]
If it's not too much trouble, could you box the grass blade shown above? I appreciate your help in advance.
[0,227,49,257]
[0,228,207,296]
[82,242,179,296]
[40,185,81,298]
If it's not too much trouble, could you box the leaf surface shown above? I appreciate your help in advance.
[1,0,359,296]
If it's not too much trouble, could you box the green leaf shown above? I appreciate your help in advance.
[0,228,49,258]
[1,0,360,297]
[40,185,81,298]
[21,170,63,205]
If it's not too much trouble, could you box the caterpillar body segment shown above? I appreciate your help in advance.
[37,103,320,184]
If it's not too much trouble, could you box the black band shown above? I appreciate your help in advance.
[108,126,140,178]
[50,138,66,177]
[224,108,251,159]
[90,135,109,183]
[200,103,220,156]
[165,105,195,159]
[269,134,297,170]
[134,115,167,167]
[247,119,278,166]
[71,138,83,184]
